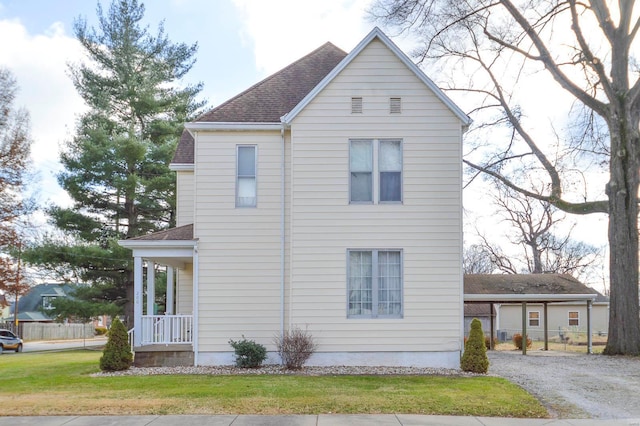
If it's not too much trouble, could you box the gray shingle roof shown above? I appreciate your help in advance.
[464,274,605,298]
[171,42,348,165]
[127,223,194,241]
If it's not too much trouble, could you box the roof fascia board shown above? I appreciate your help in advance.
[118,240,197,250]
[282,27,472,127]
[465,294,598,302]
[169,163,195,171]
[185,122,282,132]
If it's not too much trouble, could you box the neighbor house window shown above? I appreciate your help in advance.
[349,139,402,204]
[347,249,402,318]
[236,145,256,207]
[42,296,55,310]
[568,311,579,326]
[528,311,540,327]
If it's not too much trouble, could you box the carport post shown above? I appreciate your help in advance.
[587,299,593,354]
[522,302,527,355]
[544,302,549,351]
[490,303,495,350]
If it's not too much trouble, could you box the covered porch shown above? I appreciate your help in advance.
[119,224,198,365]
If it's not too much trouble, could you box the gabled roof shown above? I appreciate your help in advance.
[464,274,605,303]
[10,283,77,321]
[282,27,471,126]
[171,27,471,166]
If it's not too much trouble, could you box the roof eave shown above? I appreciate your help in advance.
[282,27,472,127]
[465,293,598,303]
[185,122,282,135]
[169,163,194,171]
[118,240,198,250]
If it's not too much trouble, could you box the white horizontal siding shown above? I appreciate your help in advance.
[288,39,463,352]
[194,131,284,352]
[176,171,194,227]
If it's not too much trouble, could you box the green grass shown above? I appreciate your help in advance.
[0,350,548,417]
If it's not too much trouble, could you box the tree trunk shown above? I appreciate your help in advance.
[604,112,640,355]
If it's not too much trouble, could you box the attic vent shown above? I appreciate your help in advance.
[351,97,363,114]
[390,97,402,114]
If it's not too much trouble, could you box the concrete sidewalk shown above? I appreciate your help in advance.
[1,415,638,425]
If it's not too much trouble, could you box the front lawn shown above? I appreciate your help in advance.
[0,350,547,417]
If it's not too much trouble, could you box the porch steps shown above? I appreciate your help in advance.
[133,344,194,367]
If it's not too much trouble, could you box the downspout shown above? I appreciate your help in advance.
[280,123,286,342]
[193,243,199,366]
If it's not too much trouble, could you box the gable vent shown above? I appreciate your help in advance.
[390,97,402,114]
[351,97,363,114]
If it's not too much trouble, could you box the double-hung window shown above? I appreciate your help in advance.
[347,249,403,318]
[349,139,402,203]
[236,145,256,207]
[528,311,540,327]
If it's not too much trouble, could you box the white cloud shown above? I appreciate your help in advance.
[231,0,373,74]
[0,18,85,206]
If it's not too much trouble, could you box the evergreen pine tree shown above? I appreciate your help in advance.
[24,0,205,324]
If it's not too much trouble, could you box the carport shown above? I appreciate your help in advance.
[464,274,598,354]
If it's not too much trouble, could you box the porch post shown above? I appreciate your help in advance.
[146,261,155,315]
[587,299,593,354]
[544,302,549,351]
[133,256,143,347]
[522,302,527,355]
[166,266,174,315]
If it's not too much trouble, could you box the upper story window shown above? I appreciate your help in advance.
[236,145,257,207]
[347,249,403,319]
[42,296,56,310]
[349,139,402,204]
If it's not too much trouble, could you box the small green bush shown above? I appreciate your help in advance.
[99,317,133,371]
[513,333,532,350]
[95,326,108,336]
[274,325,317,370]
[229,336,267,368]
[461,318,489,373]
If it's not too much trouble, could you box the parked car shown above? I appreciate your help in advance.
[0,329,23,354]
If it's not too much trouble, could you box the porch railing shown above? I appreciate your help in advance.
[137,315,193,346]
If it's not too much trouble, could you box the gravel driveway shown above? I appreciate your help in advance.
[488,350,640,419]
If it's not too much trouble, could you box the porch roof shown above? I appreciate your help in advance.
[118,224,196,268]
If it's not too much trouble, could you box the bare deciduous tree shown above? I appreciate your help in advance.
[372,0,640,355]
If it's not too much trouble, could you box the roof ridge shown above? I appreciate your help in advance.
[193,42,346,123]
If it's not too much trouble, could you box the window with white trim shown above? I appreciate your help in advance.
[349,139,402,203]
[528,311,540,327]
[347,249,403,318]
[568,311,579,326]
[236,145,256,207]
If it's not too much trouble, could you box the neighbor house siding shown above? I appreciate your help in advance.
[194,131,284,353]
[498,303,609,340]
[288,39,463,353]
[176,171,194,227]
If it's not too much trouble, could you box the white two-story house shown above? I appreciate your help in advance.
[120,27,471,368]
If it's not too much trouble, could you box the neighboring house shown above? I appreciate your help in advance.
[464,274,608,343]
[119,27,471,368]
[8,283,73,323]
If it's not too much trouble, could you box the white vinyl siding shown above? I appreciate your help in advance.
[176,171,194,227]
[288,39,463,353]
[195,131,283,352]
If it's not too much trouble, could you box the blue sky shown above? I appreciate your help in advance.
[0,0,375,204]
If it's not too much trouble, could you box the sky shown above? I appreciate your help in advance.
[0,0,611,290]
[0,0,380,206]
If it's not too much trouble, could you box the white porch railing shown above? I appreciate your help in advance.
[136,315,193,346]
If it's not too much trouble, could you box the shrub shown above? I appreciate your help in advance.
[460,318,489,373]
[513,333,532,350]
[464,335,498,350]
[99,317,133,372]
[229,336,267,368]
[274,325,317,370]
[95,326,108,336]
